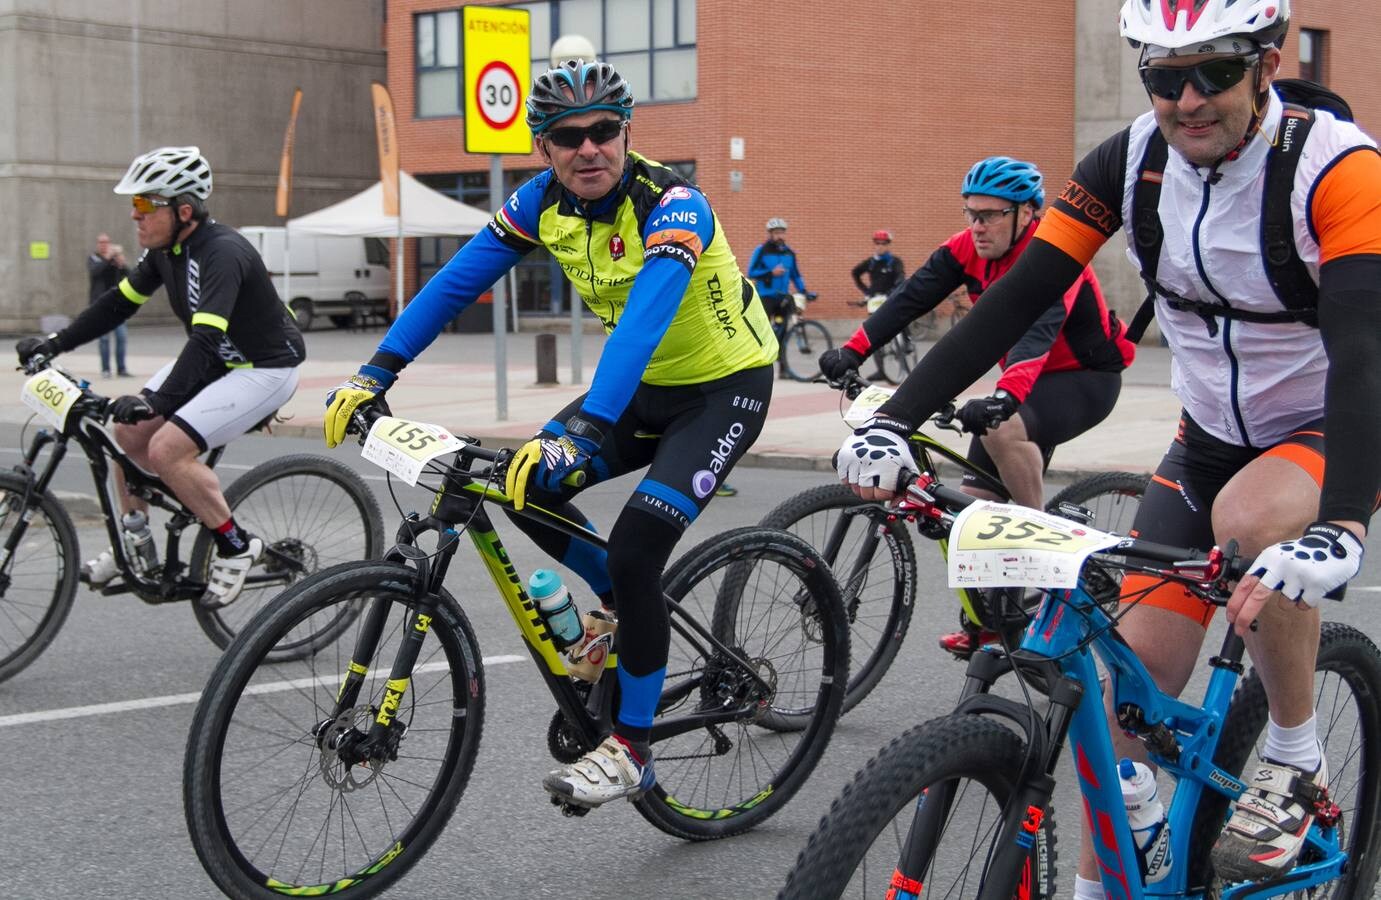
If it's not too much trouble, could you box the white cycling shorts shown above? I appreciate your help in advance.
[144,363,300,451]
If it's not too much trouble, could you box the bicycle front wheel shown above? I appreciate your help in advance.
[781,320,833,381]
[779,714,1058,899]
[761,483,916,714]
[1187,621,1381,897]
[0,472,79,684]
[184,561,485,900]
[1045,471,1149,535]
[191,453,384,656]
[635,526,849,840]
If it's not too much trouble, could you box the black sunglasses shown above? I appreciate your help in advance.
[1139,55,1258,102]
[542,120,625,149]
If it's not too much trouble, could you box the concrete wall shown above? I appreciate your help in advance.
[0,1,387,332]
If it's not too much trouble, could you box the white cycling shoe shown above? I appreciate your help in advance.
[201,536,264,609]
[81,549,120,586]
[1211,751,1331,883]
[544,736,655,808]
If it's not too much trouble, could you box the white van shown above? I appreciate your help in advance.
[238,226,391,330]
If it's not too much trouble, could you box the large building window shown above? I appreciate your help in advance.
[416,10,461,116]
[517,0,695,101]
[1298,28,1326,85]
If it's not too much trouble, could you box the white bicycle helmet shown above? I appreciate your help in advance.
[1119,0,1290,51]
[114,146,213,200]
[766,217,788,231]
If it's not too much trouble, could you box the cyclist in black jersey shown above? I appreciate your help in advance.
[16,146,305,608]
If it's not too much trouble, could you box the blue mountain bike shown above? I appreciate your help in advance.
[779,475,1381,899]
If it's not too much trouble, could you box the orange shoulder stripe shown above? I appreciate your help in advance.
[1310,148,1381,264]
[1033,208,1109,268]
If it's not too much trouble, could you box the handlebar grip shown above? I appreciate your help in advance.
[562,469,588,488]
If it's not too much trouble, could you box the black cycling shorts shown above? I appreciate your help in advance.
[542,364,774,531]
[962,369,1122,485]
[1121,411,1367,625]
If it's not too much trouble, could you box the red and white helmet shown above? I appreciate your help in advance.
[1119,0,1289,52]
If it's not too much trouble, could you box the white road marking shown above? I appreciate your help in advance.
[0,654,526,728]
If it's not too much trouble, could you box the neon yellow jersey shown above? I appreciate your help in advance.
[497,152,777,390]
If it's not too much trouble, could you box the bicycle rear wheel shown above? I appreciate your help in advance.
[634,526,849,840]
[760,483,916,714]
[1187,621,1381,897]
[778,714,1057,899]
[781,320,833,381]
[183,561,485,900]
[0,472,79,684]
[190,454,384,658]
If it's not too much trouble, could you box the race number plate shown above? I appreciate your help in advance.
[947,500,1121,589]
[362,416,464,485]
[843,384,897,428]
[21,369,83,430]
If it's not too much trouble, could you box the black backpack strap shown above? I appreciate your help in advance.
[1125,131,1169,344]
[1260,103,1320,327]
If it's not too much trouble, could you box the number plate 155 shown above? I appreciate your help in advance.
[362,416,464,485]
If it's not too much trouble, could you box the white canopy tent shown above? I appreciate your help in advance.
[287,171,492,238]
[286,171,494,312]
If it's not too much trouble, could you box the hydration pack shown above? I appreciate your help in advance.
[1124,79,1354,342]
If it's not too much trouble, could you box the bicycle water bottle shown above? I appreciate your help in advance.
[121,510,160,575]
[529,569,583,648]
[1119,758,1173,883]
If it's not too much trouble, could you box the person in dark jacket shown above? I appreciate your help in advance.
[87,234,130,377]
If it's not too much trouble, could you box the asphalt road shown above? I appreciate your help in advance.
[0,428,1376,899]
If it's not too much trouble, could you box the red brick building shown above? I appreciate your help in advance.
[384,0,1381,329]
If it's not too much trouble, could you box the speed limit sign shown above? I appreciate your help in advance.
[463,6,532,154]
[475,61,521,129]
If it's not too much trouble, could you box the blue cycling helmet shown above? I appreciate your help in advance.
[961,157,1045,208]
[526,60,635,133]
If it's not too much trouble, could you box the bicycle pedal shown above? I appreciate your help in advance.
[549,795,592,817]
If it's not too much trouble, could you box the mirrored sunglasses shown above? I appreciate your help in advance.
[131,194,173,214]
[1139,55,1257,102]
[543,120,626,149]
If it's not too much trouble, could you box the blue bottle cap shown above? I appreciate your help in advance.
[529,568,561,600]
[1119,758,1136,780]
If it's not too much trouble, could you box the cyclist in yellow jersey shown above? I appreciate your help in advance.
[323,60,777,810]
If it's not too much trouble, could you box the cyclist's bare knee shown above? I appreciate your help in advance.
[114,417,161,464]
[146,422,202,474]
[1212,457,1317,557]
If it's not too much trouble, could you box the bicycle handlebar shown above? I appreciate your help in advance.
[819,370,959,432]
[895,470,1251,592]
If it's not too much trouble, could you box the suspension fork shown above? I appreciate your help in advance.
[333,535,457,725]
[0,430,68,574]
[821,504,888,615]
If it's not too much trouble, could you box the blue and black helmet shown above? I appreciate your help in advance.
[961,156,1045,208]
[526,60,635,133]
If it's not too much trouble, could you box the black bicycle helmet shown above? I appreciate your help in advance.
[526,59,635,132]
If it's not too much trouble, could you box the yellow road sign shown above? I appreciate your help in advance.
[463,6,532,155]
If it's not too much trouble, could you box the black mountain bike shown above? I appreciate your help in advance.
[183,407,850,899]
[774,291,834,381]
[761,372,1147,712]
[0,356,384,683]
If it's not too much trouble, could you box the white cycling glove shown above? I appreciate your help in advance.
[836,416,914,492]
[1247,522,1365,606]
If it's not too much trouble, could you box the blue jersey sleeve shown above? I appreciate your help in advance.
[375,174,546,365]
[789,253,807,292]
[580,186,716,424]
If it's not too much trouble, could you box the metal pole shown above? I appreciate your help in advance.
[490,155,508,421]
[569,280,583,383]
[395,217,405,315]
